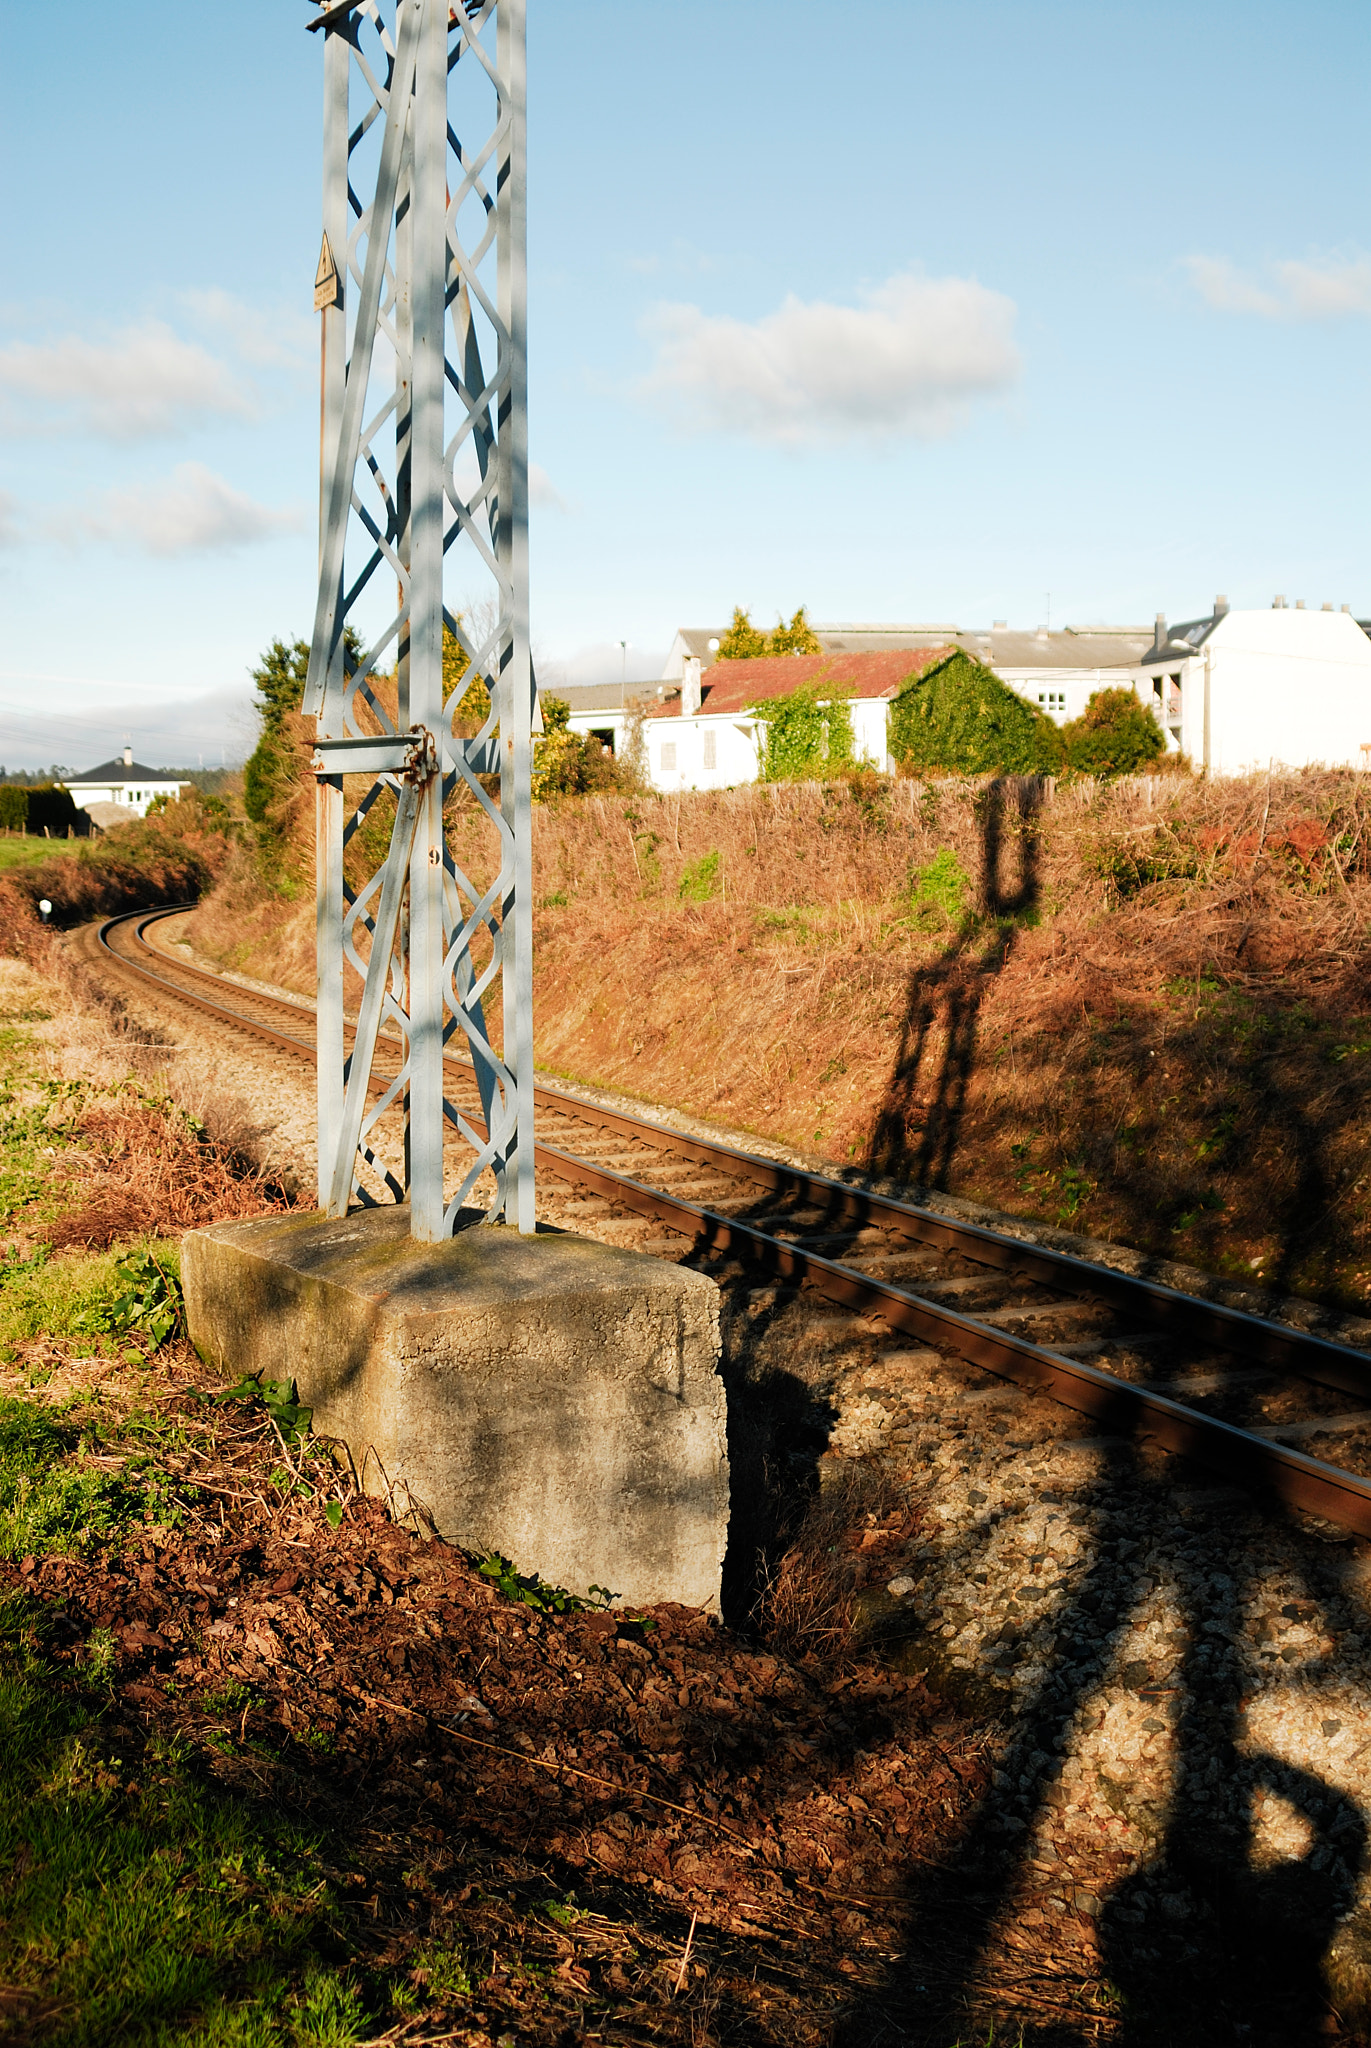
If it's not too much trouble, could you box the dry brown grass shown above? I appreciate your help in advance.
[45,1096,295,1250]
[757,1462,920,1663]
[173,754,1371,1307]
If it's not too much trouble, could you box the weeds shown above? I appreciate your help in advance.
[0,1395,182,1559]
[678,848,721,903]
[477,1551,619,1616]
[903,847,971,930]
[217,1372,313,1449]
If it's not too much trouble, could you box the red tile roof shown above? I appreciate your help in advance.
[644,646,955,719]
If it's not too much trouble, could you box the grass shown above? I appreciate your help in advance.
[0,834,81,872]
[0,1596,358,2047]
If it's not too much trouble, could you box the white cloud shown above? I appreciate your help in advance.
[1184,252,1371,320]
[0,320,256,440]
[75,463,301,556]
[178,288,317,370]
[639,269,1019,445]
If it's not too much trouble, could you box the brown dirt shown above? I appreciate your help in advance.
[4,1346,1003,2046]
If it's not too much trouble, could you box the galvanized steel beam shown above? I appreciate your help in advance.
[305,0,534,1237]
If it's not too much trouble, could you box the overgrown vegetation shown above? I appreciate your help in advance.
[750,683,856,782]
[532,696,636,800]
[1061,686,1167,776]
[889,651,1063,776]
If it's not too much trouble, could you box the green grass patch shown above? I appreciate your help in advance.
[0,1242,181,1362]
[0,1394,184,1559]
[904,848,972,931]
[0,1603,363,2045]
[0,835,81,872]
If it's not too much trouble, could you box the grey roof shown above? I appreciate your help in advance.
[973,626,1156,670]
[814,623,963,656]
[552,682,663,716]
[66,758,187,784]
[1138,613,1224,667]
[672,619,1157,676]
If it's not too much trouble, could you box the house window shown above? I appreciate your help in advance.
[1036,691,1066,713]
[702,729,717,770]
[660,742,677,772]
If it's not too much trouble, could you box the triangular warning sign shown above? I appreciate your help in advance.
[314,232,340,311]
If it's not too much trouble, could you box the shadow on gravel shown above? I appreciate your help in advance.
[819,1443,1365,2047]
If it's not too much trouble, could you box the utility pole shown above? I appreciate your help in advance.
[304,0,534,1239]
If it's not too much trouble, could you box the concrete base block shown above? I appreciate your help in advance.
[181,1209,728,1612]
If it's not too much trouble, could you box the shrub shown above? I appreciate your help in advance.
[532,698,629,801]
[889,652,1063,776]
[751,685,855,782]
[1061,686,1166,777]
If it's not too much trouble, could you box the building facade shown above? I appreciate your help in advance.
[1128,600,1371,772]
[561,604,1371,791]
[63,748,189,820]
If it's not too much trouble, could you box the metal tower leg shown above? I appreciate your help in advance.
[303,0,535,1237]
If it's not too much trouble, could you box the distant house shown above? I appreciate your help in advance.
[63,747,189,822]
[1127,599,1371,772]
[635,648,955,792]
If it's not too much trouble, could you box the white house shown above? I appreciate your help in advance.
[63,747,189,821]
[1128,598,1371,772]
[637,648,955,792]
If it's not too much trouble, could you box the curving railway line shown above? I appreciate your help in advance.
[90,902,1371,1543]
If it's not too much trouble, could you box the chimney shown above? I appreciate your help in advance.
[1322,601,1334,612]
[1152,611,1167,655]
[1214,594,1229,615]
[992,619,1007,629]
[123,746,133,768]
[1295,598,1306,610]
[1273,595,1286,609]
[681,655,702,718]
[1343,605,1352,614]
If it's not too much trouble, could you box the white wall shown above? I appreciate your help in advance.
[997,667,1134,724]
[1133,610,1371,773]
[646,716,760,791]
[1205,610,1371,773]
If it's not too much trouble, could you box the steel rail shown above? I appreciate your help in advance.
[540,1143,1371,1539]
[93,904,1371,1538]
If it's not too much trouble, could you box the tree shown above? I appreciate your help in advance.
[714,607,768,661]
[715,604,823,660]
[243,638,309,824]
[768,605,822,656]
[443,622,492,735]
[750,684,855,782]
[888,652,1064,777]
[1061,687,1166,777]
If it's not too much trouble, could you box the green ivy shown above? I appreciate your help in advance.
[889,651,1063,777]
[750,685,855,782]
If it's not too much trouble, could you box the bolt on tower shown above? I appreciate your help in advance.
[304,0,534,1240]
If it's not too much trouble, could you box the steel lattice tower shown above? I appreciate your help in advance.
[303,0,534,1240]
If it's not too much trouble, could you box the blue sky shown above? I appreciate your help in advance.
[1,0,1368,768]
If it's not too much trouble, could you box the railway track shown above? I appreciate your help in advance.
[91,902,1371,1542]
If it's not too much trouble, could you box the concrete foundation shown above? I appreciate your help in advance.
[181,1209,728,1612]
